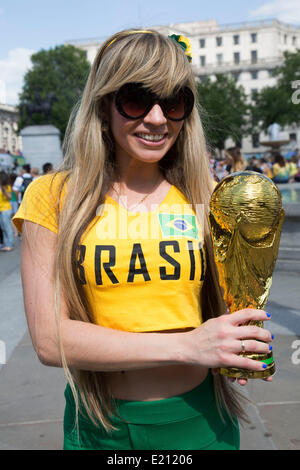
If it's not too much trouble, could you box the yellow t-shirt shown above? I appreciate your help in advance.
[289,162,298,177]
[13,173,206,332]
[272,163,290,181]
[0,185,12,211]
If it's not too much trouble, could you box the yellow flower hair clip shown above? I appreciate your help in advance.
[168,34,193,63]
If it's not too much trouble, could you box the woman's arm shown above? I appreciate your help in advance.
[21,220,272,373]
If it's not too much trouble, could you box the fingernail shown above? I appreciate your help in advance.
[271,334,274,340]
[269,345,273,351]
[262,363,267,369]
[266,313,271,318]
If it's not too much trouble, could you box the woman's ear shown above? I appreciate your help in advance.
[99,96,115,153]
[98,95,112,133]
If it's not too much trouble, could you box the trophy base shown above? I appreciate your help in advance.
[220,352,275,379]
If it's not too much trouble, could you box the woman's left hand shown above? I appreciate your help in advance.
[211,368,273,386]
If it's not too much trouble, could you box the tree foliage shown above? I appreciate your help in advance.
[18,45,91,139]
[197,74,250,151]
[251,49,300,131]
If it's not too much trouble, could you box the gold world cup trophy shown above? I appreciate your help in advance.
[209,171,285,379]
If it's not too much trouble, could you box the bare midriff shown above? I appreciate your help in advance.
[103,328,208,401]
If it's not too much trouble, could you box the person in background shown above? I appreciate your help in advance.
[288,155,299,182]
[291,154,300,182]
[0,171,14,252]
[9,173,19,238]
[9,173,19,215]
[31,167,40,180]
[245,156,263,173]
[260,158,273,179]
[294,171,300,183]
[224,147,247,174]
[272,153,290,184]
[12,164,33,204]
[214,159,228,182]
[42,162,53,175]
[206,149,218,182]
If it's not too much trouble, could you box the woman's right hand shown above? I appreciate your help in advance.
[185,309,273,372]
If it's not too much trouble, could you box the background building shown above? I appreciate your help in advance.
[66,18,300,155]
[0,103,22,154]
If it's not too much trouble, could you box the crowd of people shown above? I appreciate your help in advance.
[2,149,299,253]
[210,147,300,184]
[0,162,53,252]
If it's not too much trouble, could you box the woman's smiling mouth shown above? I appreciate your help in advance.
[135,133,167,144]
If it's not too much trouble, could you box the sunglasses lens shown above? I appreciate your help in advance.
[116,84,150,119]
[115,84,194,120]
[164,88,194,120]
[164,93,185,120]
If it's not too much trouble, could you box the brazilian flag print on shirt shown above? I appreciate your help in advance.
[158,214,199,240]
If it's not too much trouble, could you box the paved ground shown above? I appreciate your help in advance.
[0,237,299,450]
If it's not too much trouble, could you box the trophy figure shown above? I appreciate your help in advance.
[209,171,284,379]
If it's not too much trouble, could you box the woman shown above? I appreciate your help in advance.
[12,30,273,450]
[225,147,247,174]
[260,157,273,179]
[272,153,290,184]
[9,173,20,238]
[0,171,14,252]
[288,155,299,182]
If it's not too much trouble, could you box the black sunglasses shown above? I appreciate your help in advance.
[114,82,194,121]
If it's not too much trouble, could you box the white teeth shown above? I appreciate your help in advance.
[137,133,165,142]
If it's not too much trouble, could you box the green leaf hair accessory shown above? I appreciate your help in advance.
[168,34,193,62]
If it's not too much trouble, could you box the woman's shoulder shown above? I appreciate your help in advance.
[12,171,70,235]
[27,171,69,196]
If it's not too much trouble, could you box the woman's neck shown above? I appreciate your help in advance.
[113,159,163,192]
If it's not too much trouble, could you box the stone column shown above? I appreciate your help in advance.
[20,125,63,171]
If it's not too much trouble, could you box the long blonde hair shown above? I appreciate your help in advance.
[51,29,248,435]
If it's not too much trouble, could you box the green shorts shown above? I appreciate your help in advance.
[63,371,240,450]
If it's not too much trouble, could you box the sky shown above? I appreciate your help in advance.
[0,0,300,105]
